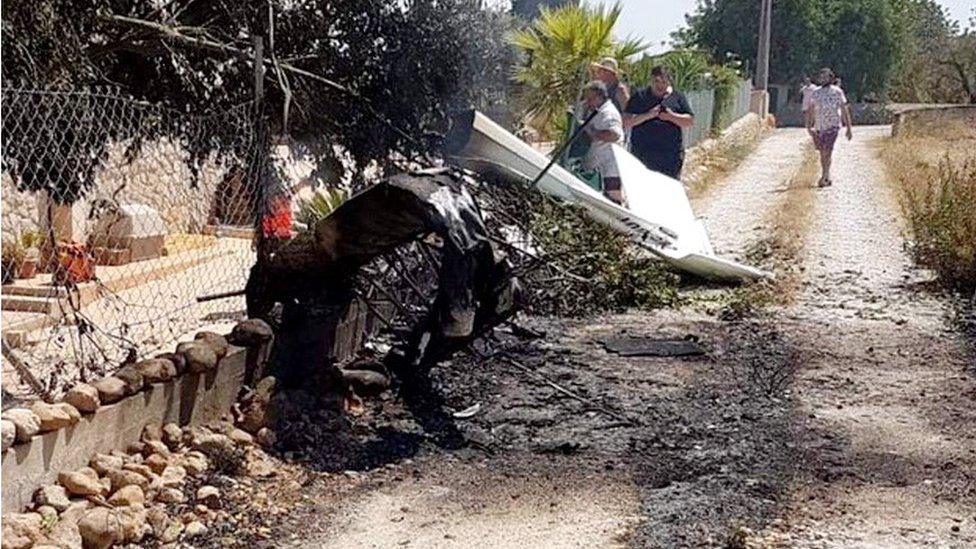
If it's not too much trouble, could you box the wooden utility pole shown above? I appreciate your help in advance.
[756,0,772,91]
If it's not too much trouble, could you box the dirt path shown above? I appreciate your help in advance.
[302,458,639,549]
[268,127,974,549]
[285,310,803,549]
[775,127,976,548]
[694,128,808,260]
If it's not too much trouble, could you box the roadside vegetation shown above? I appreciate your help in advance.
[510,4,748,142]
[881,119,976,293]
[509,3,645,140]
[629,49,746,134]
[681,0,976,104]
[526,198,682,313]
[479,184,681,316]
[2,1,517,191]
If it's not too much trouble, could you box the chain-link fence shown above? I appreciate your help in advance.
[1,88,267,402]
[684,88,716,149]
[0,83,697,405]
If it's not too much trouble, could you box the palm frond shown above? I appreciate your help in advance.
[509,1,647,139]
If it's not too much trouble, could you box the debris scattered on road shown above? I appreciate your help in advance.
[452,403,482,419]
[534,439,585,455]
[600,336,706,357]
[500,355,640,426]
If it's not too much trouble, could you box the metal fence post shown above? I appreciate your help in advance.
[251,35,270,262]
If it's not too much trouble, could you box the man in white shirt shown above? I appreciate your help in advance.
[800,76,816,113]
[805,67,853,187]
[581,80,626,205]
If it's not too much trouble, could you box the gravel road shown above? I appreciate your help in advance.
[695,128,808,261]
[776,126,975,548]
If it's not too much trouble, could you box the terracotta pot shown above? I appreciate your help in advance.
[17,258,37,279]
[54,242,96,285]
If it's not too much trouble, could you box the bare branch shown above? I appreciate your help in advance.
[102,13,421,148]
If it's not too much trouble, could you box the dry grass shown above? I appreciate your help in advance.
[881,119,976,293]
[684,128,767,200]
[688,144,820,321]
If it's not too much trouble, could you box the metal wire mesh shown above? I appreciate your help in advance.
[1,88,264,401]
[0,87,622,404]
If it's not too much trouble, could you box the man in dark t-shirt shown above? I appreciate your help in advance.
[624,66,695,179]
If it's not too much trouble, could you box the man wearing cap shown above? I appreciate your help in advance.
[624,66,695,180]
[590,57,630,113]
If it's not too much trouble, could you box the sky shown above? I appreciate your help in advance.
[584,0,976,55]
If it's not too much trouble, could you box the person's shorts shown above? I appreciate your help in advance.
[813,127,839,151]
[602,177,624,205]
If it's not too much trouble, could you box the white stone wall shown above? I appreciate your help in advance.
[79,138,228,236]
[2,138,243,242]
[2,138,344,242]
[1,173,42,239]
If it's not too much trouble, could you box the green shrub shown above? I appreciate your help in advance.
[530,198,681,313]
[901,158,976,292]
[295,187,349,228]
[19,230,44,250]
[629,49,711,92]
[482,184,681,315]
[510,2,646,140]
[710,64,742,131]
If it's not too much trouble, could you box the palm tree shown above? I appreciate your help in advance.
[629,49,713,92]
[510,2,645,139]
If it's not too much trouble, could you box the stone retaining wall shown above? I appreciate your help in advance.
[0,140,319,243]
[891,105,976,137]
[1,173,40,238]
[682,112,767,191]
[2,294,384,514]
[1,345,251,512]
[685,113,765,166]
[773,103,895,127]
[1,139,229,241]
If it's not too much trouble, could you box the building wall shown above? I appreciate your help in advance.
[1,139,323,243]
[80,138,226,236]
[1,173,41,240]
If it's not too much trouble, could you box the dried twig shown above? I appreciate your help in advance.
[2,340,52,402]
[103,14,423,150]
[497,354,639,426]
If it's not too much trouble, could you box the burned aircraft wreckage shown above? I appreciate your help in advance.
[244,169,521,383]
[244,110,766,386]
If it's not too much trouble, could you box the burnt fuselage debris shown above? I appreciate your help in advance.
[600,336,706,358]
[244,169,521,390]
